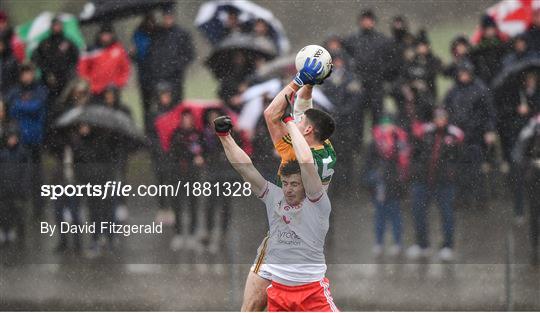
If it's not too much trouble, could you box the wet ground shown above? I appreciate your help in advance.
[1,157,539,311]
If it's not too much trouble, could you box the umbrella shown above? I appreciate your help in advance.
[195,0,290,55]
[206,33,277,78]
[79,0,175,25]
[15,12,85,59]
[254,55,296,81]
[55,105,145,142]
[154,99,240,152]
[492,57,540,91]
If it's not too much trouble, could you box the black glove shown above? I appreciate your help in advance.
[213,115,233,136]
[281,94,294,123]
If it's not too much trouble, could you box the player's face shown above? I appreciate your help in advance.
[281,174,305,206]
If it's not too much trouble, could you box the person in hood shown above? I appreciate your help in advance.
[32,17,80,157]
[443,61,497,209]
[78,23,130,96]
[386,15,416,82]
[524,8,540,53]
[470,15,508,84]
[145,8,194,106]
[501,34,535,69]
[32,16,79,101]
[6,63,48,219]
[343,9,392,140]
[406,30,443,100]
[0,123,30,246]
[407,107,464,262]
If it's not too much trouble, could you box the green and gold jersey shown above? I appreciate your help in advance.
[274,135,337,187]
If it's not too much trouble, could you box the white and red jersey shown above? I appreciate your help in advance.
[257,181,331,284]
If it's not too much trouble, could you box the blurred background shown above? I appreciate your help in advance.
[1,0,540,311]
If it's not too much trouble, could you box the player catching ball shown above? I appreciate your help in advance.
[214,112,338,311]
[242,50,337,311]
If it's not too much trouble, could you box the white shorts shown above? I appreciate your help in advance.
[250,234,272,281]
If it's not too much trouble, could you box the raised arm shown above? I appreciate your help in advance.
[284,119,323,199]
[294,85,313,122]
[214,116,267,196]
[263,57,325,145]
[263,81,298,144]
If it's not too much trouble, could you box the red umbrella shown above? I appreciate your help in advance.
[154,99,239,152]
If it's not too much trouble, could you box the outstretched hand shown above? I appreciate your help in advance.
[294,57,323,86]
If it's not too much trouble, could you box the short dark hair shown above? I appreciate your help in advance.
[19,62,35,74]
[359,9,376,21]
[280,160,301,177]
[304,109,335,142]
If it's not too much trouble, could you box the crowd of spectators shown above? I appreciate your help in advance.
[0,4,539,265]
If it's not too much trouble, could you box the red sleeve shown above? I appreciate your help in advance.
[11,36,26,63]
[114,47,131,88]
[396,128,410,179]
[411,120,425,139]
[77,54,92,80]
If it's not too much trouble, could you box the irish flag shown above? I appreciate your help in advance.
[14,11,85,60]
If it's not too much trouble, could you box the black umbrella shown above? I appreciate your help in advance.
[79,0,175,25]
[55,105,145,143]
[492,57,540,91]
[206,33,278,78]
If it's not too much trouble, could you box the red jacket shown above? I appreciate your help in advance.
[78,42,130,94]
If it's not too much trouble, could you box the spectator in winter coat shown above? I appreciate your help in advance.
[149,81,176,224]
[6,63,48,219]
[362,114,410,258]
[102,85,133,222]
[470,15,508,85]
[524,8,540,53]
[407,107,464,262]
[501,34,534,69]
[32,17,79,102]
[444,35,472,79]
[443,61,497,209]
[69,122,119,256]
[513,114,540,265]
[169,109,205,252]
[343,9,392,132]
[0,38,18,97]
[78,23,130,96]
[386,15,416,83]
[322,52,362,186]
[0,123,30,245]
[145,9,194,105]
[132,13,158,123]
